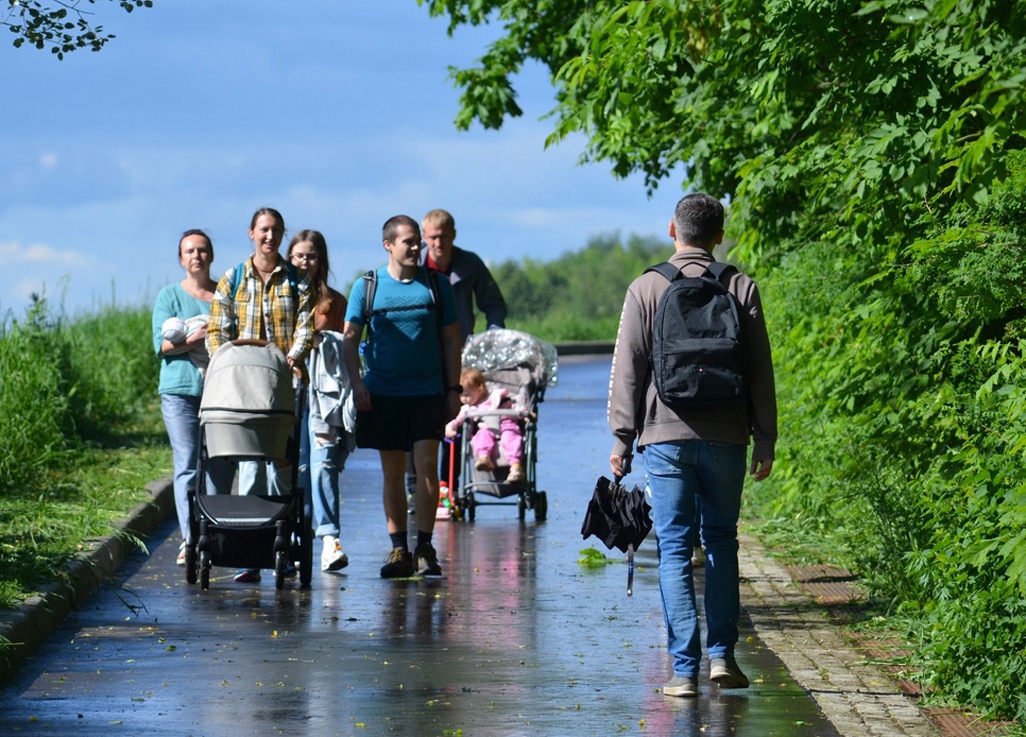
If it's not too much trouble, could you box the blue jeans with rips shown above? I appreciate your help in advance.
[297,411,350,539]
[160,394,234,540]
[643,440,747,678]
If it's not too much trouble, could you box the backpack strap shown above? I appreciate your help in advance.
[231,260,299,301]
[645,262,682,281]
[706,261,738,284]
[362,269,377,328]
[646,260,738,284]
[362,269,440,328]
[229,262,246,301]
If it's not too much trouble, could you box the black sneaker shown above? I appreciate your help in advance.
[380,547,414,578]
[414,543,442,577]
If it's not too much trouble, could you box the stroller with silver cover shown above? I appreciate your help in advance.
[183,340,313,589]
[449,329,558,522]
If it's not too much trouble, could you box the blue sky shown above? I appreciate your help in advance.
[2,1,680,318]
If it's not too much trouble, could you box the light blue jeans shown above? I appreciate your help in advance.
[160,394,234,540]
[297,410,350,539]
[643,440,746,678]
[237,460,291,496]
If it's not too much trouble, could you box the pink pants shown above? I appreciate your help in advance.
[470,418,523,465]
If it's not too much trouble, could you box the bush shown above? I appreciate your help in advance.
[746,151,1026,722]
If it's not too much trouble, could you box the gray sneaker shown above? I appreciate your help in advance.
[414,543,442,577]
[663,675,698,697]
[380,547,414,578]
[710,656,750,688]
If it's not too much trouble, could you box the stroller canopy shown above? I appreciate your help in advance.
[199,341,296,459]
[462,329,558,398]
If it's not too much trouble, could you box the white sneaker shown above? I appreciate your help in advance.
[321,536,349,572]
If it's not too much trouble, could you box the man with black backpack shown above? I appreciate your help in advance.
[607,193,777,697]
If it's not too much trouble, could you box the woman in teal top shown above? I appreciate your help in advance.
[151,230,233,565]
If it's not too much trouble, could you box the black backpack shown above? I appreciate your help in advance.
[646,260,745,407]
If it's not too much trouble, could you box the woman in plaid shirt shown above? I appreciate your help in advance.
[206,207,314,370]
[205,207,315,583]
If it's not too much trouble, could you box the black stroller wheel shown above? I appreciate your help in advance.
[534,491,548,522]
[185,544,197,585]
[275,550,287,590]
[199,550,211,590]
[517,495,526,521]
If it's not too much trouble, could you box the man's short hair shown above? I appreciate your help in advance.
[383,214,420,244]
[673,193,724,249]
[422,208,456,233]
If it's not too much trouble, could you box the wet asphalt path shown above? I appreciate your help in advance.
[0,356,839,736]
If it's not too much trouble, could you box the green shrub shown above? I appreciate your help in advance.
[747,151,1026,722]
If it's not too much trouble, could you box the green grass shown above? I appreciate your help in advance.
[0,298,166,611]
[0,411,169,610]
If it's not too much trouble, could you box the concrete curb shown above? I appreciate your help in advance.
[0,476,174,684]
[738,534,942,737]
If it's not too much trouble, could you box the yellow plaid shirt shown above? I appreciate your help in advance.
[206,255,314,362]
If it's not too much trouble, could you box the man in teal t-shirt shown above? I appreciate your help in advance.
[342,214,462,579]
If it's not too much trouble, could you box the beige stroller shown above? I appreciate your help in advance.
[184,340,312,589]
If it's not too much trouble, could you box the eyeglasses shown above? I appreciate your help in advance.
[291,253,318,263]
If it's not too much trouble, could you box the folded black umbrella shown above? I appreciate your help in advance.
[581,476,653,596]
[581,476,653,553]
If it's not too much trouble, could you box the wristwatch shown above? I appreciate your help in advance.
[448,385,463,393]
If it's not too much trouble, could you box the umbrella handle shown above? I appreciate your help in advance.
[627,543,635,597]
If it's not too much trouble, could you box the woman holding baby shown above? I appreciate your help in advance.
[151,229,233,565]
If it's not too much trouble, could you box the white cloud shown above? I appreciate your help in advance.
[0,240,94,267]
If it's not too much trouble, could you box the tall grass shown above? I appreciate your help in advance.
[0,298,76,490]
[0,297,162,609]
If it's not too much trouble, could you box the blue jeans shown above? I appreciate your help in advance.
[160,394,234,540]
[643,440,746,678]
[238,460,291,496]
[297,409,350,539]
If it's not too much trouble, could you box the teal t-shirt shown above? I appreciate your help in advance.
[152,282,210,397]
[345,267,458,396]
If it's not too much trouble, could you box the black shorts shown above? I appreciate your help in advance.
[355,394,447,451]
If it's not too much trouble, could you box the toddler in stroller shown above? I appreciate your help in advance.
[448,329,558,522]
[446,367,527,483]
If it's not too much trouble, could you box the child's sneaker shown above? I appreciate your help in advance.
[474,455,494,472]
[506,463,525,483]
[321,536,349,572]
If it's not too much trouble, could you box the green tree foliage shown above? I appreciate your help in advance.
[495,232,671,340]
[2,0,151,58]
[419,0,1026,721]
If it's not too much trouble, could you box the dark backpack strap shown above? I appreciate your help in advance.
[362,270,377,331]
[645,261,682,281]
[646,260,737,284]
[706,260,738,285]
